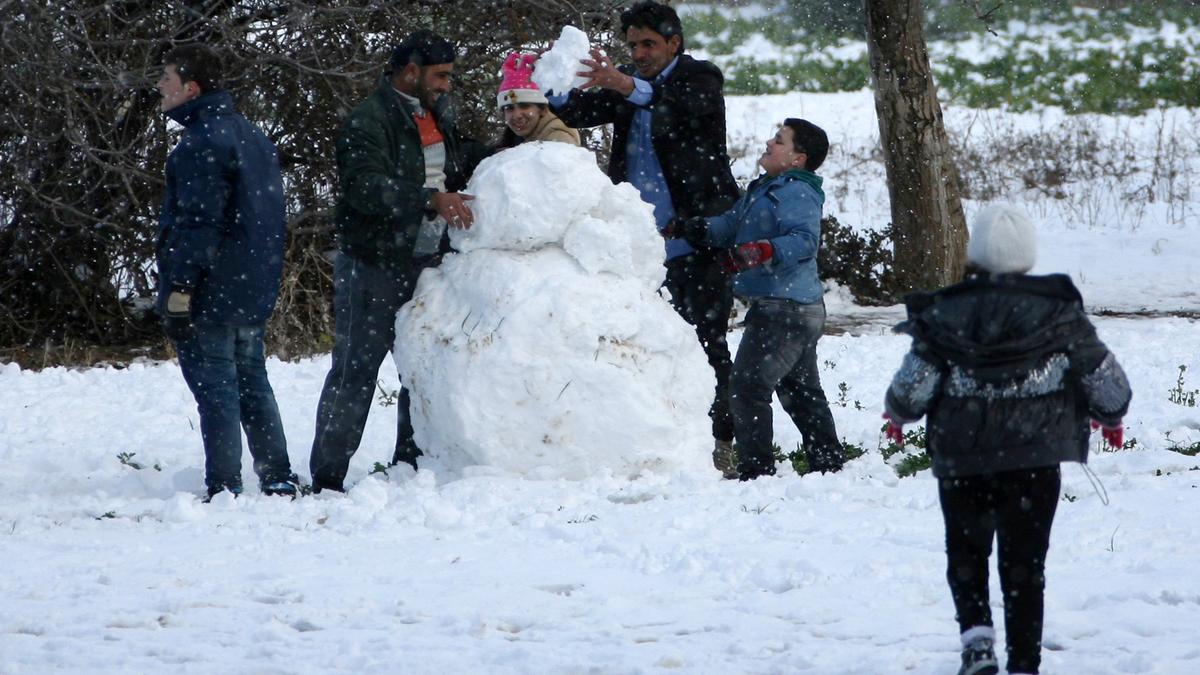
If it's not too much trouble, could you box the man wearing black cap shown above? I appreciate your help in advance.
[309,30,488,493]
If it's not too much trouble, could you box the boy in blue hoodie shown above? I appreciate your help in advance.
[667,118,842,479]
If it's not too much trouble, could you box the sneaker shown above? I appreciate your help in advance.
[958,636,999,675]
[712,440,739,479]
[261,473,299,498]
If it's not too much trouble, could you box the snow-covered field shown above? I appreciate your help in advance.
[3,85,1200,675]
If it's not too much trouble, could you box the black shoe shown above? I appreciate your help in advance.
[958,636,999,675]
[203,483,243,502]
[391,442,423,471]
[311,476,345,494]
[807,446,845,474]
[737,463,776,481]
[261,473,299,498]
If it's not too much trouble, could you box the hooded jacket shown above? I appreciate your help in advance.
[156,90,285,326]
[885,273,1131,477]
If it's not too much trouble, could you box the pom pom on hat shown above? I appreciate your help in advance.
[497,52,548,109]
[967,204,1037,274]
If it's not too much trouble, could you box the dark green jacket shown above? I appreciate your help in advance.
[335,81,488,269]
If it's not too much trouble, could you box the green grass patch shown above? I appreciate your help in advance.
[682,0,1200,114]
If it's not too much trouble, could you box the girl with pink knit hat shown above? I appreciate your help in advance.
[494,52,579,149]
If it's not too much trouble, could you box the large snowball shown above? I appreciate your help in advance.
[452,143,664,291]
[395,143,715,479]
[532,26,591,96]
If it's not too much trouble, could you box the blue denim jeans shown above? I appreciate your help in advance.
[730,298,842,475]
[175,323,291,491]
[309,253,422,488]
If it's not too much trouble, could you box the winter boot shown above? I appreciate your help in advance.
[310,475,345,494]
[712,440,739,479]
[957,628,999,675]
[737,460,777,482]
[261,473,299,498]
[391,442,422,472]
[203,483,243,503]
[806,443,845,474]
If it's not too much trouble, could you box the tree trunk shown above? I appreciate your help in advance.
[865,0,968,293]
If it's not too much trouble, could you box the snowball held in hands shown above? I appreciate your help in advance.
[531,25,591,94]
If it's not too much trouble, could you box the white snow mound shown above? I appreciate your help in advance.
[532,26,592,95]
[395,143,715,479]
[451,143,664,291]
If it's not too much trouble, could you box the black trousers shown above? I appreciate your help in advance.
[939,465,1061,674]
[664,253,735,442]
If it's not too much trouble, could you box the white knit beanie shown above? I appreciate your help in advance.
[967,204,1036,274]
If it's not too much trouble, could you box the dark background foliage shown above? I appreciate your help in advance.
[0,0,625,364]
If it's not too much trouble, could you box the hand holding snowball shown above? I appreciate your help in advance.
[577,48,635,96]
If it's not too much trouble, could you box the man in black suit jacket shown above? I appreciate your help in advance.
[551,1,742,477]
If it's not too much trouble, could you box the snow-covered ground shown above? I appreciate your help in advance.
[4,88,1200,673]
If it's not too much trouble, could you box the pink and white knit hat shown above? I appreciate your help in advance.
[497,52,548,109]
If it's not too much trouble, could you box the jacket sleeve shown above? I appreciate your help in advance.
[337,114,429,219]
[451,132,492,190]
[1079,352,1132,426]
[765,183,820,265]
[701,203,740,247]
[1066,316,1132,425]
[552,88,623,129]
[885,351,943,423]
[167,138,233,288]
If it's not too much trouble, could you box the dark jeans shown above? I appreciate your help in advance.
[730,298,841,475]
[309,253,422,488]
[939,466,1062,674]
[175,323,291,491]
[664,253,735,442]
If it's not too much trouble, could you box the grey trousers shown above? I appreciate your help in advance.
[730,297,842,476]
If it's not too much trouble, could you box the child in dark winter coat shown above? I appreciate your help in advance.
[883,204,1132,675]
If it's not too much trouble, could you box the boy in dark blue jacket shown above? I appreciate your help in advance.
[155,44,294,499]
[668,118,843,479]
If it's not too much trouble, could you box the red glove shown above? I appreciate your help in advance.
[883,413,904,445]
[717,240,774,274]
[1091,419,1124,448]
